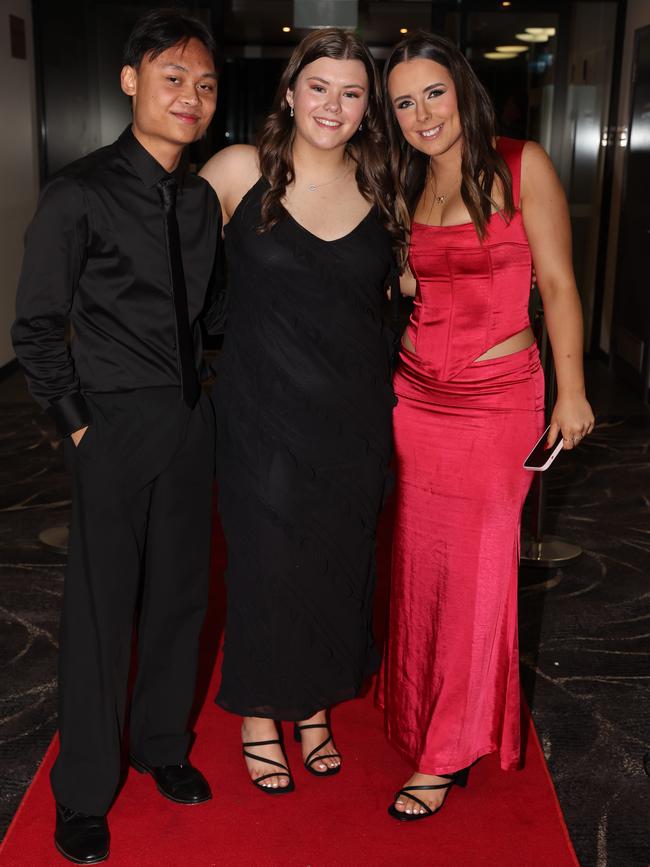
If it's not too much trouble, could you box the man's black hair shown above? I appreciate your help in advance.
[123,8,217,69]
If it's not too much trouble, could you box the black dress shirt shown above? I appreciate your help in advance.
[12,127,225,437]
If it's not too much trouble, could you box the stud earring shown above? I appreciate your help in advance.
[290,106,294,118]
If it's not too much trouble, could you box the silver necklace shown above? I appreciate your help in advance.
[306,165,352,192]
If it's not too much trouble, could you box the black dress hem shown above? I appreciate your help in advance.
[215,680,371,722]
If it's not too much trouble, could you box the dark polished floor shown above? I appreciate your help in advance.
[1,362,649,866]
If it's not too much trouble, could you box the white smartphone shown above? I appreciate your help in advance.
[523,425,564,471]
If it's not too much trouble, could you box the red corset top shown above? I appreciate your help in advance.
[407,137,532,381]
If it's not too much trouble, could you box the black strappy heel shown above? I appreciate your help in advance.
[293,722,341,777]
[242,738,295,795]
[387,767,470,822]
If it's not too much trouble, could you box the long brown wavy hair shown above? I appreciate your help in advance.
[384,31,514,263]
[257,28,398,241]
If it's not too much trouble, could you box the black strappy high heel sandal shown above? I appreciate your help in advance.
[242,738,295,795]
[387,767,470,822]
[293,722,341,777]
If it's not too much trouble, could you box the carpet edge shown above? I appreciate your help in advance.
[524,706,580,867]
[0,735,57,859]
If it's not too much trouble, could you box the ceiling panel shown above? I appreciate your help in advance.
[224,0,433,46]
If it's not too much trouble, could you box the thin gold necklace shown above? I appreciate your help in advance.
[424,172,458,223]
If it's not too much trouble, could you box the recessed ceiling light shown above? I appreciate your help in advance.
[485,52,518,59]
[400,28,408,34]
[282,26,291,33]
[495,45,529,53]
[526,27,556,36]
[516,32,549,43]
[501,1,512,7]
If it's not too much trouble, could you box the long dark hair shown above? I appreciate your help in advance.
[384,31,514,261]
[257,28,398,240]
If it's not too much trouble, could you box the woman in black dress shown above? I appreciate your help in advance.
[200,29,397,792]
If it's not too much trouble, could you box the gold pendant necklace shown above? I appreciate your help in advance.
[424,172,457,223]
[425,185,448,224]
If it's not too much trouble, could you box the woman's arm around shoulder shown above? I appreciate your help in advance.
[520,141,595,450]
[199,144,260,226]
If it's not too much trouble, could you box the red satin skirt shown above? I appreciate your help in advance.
[378,342,545,775]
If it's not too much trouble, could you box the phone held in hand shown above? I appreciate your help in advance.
[523,425,563,471]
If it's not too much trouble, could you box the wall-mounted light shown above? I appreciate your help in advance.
[495,45,529,53]
[501,1,512,7]
[516,32,549,43]
[282,26,291,32]
[400,28,408,34]
[485,52,518,60]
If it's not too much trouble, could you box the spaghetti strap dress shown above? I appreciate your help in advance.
[378,138,545,774]
[214,177,395,720]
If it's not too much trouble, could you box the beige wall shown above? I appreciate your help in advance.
[0,3,39,368]
[600,0,650,353]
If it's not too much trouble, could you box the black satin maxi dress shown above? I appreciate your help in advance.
[214,178,395,720]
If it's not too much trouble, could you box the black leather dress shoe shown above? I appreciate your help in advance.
[130,755,212,804]
[55,803,109,864]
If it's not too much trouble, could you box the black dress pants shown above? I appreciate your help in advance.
[50,388,215,816]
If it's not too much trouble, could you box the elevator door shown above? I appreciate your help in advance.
[612,25,650,399]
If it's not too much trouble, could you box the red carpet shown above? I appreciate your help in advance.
[1,509,578,867]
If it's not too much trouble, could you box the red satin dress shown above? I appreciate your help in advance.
[379,138,545,775]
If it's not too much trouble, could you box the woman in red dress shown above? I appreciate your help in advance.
[379,32,595,821]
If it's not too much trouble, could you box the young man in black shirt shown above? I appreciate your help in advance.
[12,10,223,863]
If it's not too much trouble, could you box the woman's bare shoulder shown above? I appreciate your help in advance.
[199,145,261,220]
[200,144,258,180]
[520,141,558,189]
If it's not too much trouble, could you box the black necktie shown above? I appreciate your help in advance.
[157,177,200,408]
